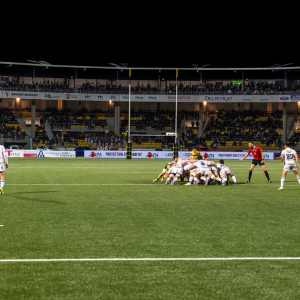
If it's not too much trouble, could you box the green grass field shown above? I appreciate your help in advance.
[1,158,300,299]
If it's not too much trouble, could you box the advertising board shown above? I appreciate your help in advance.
[84,151,274,160]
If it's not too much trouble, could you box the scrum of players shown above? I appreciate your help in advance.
[153,152,239,186]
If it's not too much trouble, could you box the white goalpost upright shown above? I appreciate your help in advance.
[126,68,178,159]
[175,69,178,143]
[128,68,131,144]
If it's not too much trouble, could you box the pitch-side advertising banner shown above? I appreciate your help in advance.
[6,150,76,158]
[84,151,274,160]
[1,90,296,103]
[37,150,76,158]
[6,150,37,158]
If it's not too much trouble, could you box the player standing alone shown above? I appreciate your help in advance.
[278,142,300,190]
[239,142,271,183]
[0,144,8,194]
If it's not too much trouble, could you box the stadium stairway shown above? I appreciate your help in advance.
[105,117,115,132]
[16,117,31,138]
[202,116,211,136]
[287,115,297,140]
[45,120,53,140]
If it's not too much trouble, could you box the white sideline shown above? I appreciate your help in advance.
[0,257,300,263]
[5,184,300,186]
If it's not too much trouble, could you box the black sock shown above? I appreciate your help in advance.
[248,171,252,181]
[265,171,270,181]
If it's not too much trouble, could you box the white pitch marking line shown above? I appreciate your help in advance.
[90,172,159,174]
[0,225,3,227]
[5,183,300,186]
[6,184,162,186]
[0,257,300,263]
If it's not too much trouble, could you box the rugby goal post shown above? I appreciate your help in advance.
[126,133,178,160]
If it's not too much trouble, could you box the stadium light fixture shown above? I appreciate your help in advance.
[27,60,51,66]
[120,63,128,73]
[192,64,199,73]
[109,63,120,68]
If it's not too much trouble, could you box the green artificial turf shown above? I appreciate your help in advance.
[0,158,300,299]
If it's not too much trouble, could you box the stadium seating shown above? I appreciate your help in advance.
[48,110,109,131]
[204,110,283,150]
[0,108,27,141]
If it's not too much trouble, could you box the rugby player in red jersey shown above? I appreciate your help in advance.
[239,142,271,183]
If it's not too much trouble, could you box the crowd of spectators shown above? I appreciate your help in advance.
[205,110,283,148]
[33,126,50,145]
[0,78,73,93]
[55,132,127,149]
[2,76,300,95]
[78,82,159,94]
[0,108,26,140]
[46,108,108,130]
[288,129,300,148]
[123,110,178,131]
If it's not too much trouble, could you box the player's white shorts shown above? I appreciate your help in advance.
[184,164,193,171]
[220,167,231,175]
[170,168,183,176]
[197,167,211,175]
[0,162,5,172]
[283,163,297,172]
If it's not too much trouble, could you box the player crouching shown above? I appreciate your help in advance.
[186,160,223,186]
[153,160,175,182]
[165,163,183,185]
[217,160,239,185]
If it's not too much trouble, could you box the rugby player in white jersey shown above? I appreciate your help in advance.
[0,144,8,195]
[278,142,300,190]
[186,160,222,186]
[153,160,175,182]
[182,158,198,182]
[217,160,239,186]
[165,163,183,185]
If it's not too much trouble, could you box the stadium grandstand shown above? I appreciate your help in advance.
[1,61,300,152]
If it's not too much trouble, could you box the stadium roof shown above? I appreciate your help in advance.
[1,60,300,71]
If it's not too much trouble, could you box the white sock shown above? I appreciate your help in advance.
[189,176,194,183]
[216,177,222,182]
[200,176,206,181]
[167,177,172,183]
[281,177,285,187]
[231,175,237,183]
[0,181,4,189]
[297,177,300,184]
[173,177,178,182]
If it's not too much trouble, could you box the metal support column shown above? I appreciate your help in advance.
[31,100,36,140]
[198,103,203,138]
[283,103,287,143]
